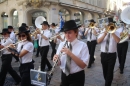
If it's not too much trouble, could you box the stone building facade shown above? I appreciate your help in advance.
[0,0,108,30]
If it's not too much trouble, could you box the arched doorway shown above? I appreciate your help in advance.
[74,11,84,24]
[59,9,70,21]
[27,10,47,27]
[1,12,8,28]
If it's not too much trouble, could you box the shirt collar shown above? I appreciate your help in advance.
[69,38,78,46]
[21,40,28,45]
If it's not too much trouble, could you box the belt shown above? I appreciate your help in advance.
[2,54,12,56]
[101,52,116,54]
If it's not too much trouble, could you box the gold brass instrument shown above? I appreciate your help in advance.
[119,6,130,43]
[119,28,129,43]
[96,23,117,36]
[88,22,95,28]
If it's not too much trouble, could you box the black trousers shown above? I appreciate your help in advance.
[0,54,21,86]
[117,41,128,72]
[40,45,52,71]
[101,52,117,86]
[61,70,85,86]
[50,40,56,59]
[87,40,97,66]
[19,62,34,86]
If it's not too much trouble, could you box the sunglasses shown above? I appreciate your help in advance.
[2,33,7,35]
[19,35,26,37]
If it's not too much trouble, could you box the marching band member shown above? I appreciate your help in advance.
[14,26,34,86]
[84,19,98,68]
[97,19,120,86]
[8,26,19,62]
[35,21,52,71]
[0,29,21,86]
[53,20,89,86]
[50,23,59,60]
[116,21,129,74]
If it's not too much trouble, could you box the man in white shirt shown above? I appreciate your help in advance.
[8,26,19,62]
[0,29,21,86]
[35,21,52,71]
[97,19,120,86]
[84,19,98,68]
[8,26,16,43]
[53,20,89,86]
[116,21,130,74]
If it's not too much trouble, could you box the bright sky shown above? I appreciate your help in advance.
[123,0,130,2]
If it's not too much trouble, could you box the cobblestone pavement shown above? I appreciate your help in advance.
[0,40,130,86]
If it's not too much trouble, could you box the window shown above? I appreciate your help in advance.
[13,10,18,29]
[59,9,70,21]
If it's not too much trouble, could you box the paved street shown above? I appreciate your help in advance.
[0,39,130,86]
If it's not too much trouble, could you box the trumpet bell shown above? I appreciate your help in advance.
[106,23,116,33]
[35,16,46,28]
[89,22,95,28]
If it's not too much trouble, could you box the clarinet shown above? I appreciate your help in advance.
[47,41,68,85]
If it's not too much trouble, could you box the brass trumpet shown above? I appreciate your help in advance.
[88,22,95,28]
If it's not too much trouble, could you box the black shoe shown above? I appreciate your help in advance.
[35,55,39,57]
[87,65,91,68]
[15,60,19,62]
[120,71,123,74]
[15,81,20,85]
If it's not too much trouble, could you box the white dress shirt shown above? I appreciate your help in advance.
[85,27,99,41]
[56,38,90,74]
[37,29,51,46]
[17,41,33,64]
[98,29,120,53]
[10,31,16,43]
[1,38,13,54]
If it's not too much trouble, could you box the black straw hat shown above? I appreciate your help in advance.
[17,26,30,35]
[62,20,79,32]
[8,26,13,29]
[21,23,27,27]
[41,21,49,26]
[51,23,57,26]
[0,28,11,34]
[89,19,96,23]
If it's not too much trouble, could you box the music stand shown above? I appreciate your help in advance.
[30,69,47,86]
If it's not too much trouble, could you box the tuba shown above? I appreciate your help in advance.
[30,16,46,36]
[119,6,130,43]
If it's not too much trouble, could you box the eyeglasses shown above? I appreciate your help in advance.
[19,35,26,37]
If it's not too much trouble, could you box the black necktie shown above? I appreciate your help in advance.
[90,29,92,40]
[19,45,23,63]
[40,31,44,46]
[105,33,110,52]
[65,42,72,76]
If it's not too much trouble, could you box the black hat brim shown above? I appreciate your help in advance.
[17,30,30,35]
[63,26,79,32]
[0,32,11,35]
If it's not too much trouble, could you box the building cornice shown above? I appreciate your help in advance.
[59,3,103,14]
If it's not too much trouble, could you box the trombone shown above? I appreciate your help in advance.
[96,23,117,36]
